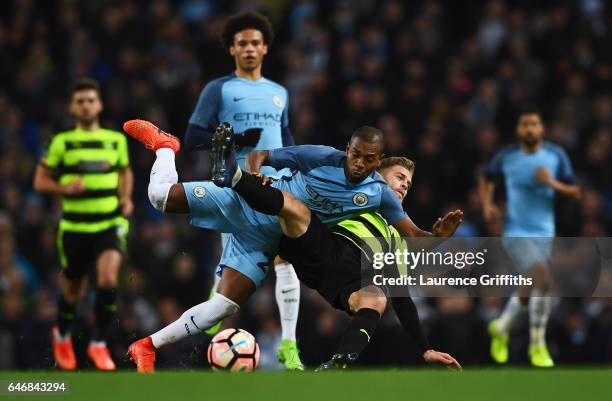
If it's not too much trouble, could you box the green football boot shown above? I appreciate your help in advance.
[277,339,304,371]
[529,344,554,368]
[488,319,509,364]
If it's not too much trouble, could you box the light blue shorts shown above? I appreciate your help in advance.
[183,181,281,287]
[501,237,553,272]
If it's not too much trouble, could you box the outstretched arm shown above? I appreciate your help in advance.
[391,297,462,370]
[392,211,463,238]
[246,145,342,173]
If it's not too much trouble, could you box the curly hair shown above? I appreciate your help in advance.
[221,12,274,50]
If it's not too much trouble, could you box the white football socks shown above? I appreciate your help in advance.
[150,293,240,348]
[148,148,178,212]
[497,296,525,334]
[274,262,300,341]
[529,289,552,347]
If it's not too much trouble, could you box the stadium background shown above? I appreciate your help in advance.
[0,0,611,370]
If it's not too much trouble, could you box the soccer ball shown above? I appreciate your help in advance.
[207,328,260,372]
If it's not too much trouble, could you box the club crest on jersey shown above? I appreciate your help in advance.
[272,95,283,108]
[353,192,368,207]
[193,186,206,198]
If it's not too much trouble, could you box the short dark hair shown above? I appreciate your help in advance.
[517,104,542,120]
[221,12,274,50]
[70,78,101,98]
[350,126,385,149]
[379,157,415,174]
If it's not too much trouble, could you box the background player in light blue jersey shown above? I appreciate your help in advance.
[123,121,462,372]
[479,108,581,368]
[182,13,301,369]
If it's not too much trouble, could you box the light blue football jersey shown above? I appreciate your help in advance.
[189,74,289,176]
[485,142,576,237]
[266,145,408,225]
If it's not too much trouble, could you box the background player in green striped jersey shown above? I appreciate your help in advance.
[33,78,133,371]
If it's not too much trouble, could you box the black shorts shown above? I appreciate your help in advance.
[278,214,366,313]
[58,227,124,279]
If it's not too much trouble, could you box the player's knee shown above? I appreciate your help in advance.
[368,295,387,315]
[531,263,551,291]
[281,192,307,218]
[63,286,82,304]
[349,287,386,314]
[148,182,172,211]
[97,273,118,289]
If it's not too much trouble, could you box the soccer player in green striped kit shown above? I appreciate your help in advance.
[33,78,133,371]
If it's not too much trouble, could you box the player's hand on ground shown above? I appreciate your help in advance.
[235,128,263,148]
[482,203,500,222]
[432,209,463,237]
[535,166,552,186]
[120,197,134,217]
[253,172,273,186]
[423,349,462,371]
[62,178,85,195]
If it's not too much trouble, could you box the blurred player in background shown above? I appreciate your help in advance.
[480,108,581,367]
[183,12,301,370]
[33,78,133,370]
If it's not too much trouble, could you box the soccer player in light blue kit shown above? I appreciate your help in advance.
[123,120,463,372]
[183,13,302,369]
[480,108,581,367]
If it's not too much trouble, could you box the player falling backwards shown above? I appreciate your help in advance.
[33,78,133,371]
[252,156,462,370]
[182,12,302,370]
[124,120,462,372]
[480,108,580,367]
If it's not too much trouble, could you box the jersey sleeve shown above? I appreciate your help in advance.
[379,184,408,224]
[484,149,505,181]
[281,96,289,129]
[43,134,64,168]
[118,134,129,168]
[188,80,222,129]
[555,147,576,184]
[280,98,295,146]
[268,145,343,172]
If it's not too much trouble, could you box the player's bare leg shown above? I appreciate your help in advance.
[87,249,122,371]
[209,121,313,238]
[52,274,86,370]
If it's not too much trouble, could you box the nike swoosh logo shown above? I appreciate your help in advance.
[281,288,296,294]
[359,329,371,342]
[190,316,201,331]
[233,97,246,102]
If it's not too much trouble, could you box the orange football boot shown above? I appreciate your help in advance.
[123,120,181,153]
[51,326,77,370]
[127,337,156,373]
[87,343,116,371]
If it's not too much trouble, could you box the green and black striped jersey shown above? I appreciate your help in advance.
[44,128,129,233]
[331,212,408,275]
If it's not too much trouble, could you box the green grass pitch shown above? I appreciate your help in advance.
[1,369,610,401]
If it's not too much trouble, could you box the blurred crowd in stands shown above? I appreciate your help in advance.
[1,0,611,369]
